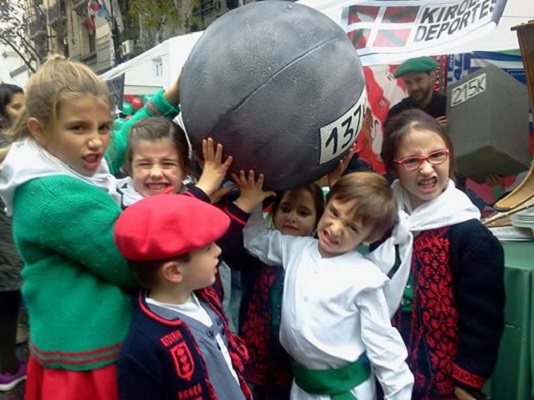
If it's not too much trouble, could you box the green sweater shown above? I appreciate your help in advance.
[13,176,137,370]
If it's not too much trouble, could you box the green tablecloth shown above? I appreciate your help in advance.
[485,242,534,400]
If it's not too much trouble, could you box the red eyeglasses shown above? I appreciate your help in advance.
[394,149,450,171]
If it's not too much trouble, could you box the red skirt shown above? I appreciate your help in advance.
[24,356,118,400]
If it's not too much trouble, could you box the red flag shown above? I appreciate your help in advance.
[84,1,100,33]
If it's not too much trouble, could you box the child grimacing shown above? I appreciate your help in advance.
[117,117,233,207]
[380,109,504,399]
[243,172,414,400]
[117,116,191,204]
[113,194,252,400]
[115,68,234,208]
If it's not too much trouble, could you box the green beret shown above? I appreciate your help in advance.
[394,56,438,78]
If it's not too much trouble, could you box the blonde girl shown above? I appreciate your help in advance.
[0,55,135,400]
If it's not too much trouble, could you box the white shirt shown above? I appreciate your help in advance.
[244,209,414,400]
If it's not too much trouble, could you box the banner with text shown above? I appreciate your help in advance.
[300,0,508,65]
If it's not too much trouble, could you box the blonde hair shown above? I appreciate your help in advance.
[0,55,111,159]
[327,172,398,242]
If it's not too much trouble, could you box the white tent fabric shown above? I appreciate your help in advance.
[99,31,203,94]
[100,0,532,94]
[445,0,530,53]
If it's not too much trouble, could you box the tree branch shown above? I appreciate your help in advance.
[0,37,36,73]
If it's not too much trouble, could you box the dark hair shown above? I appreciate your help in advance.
[0,83,24,130]
[270,183,325,228]
[327,172,397,242]
[128,253,192,289]
[381,109,455,178]
[123,116,191,176]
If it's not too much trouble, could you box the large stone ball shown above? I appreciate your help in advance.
[180,0,366,190]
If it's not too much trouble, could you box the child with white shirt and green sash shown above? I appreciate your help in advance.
[242,172,414,400]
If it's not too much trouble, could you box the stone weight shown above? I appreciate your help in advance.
[181,0,366,190]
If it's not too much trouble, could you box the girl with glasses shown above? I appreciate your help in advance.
[379,109,505,400]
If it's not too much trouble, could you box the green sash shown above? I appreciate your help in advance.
[291,353,371,400]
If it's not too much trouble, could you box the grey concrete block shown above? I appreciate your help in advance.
[447,64,530,183]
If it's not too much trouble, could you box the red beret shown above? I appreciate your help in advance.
[114,194,230,261]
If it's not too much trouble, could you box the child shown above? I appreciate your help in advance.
[113,66,234,205]
[243,172,414,400]
[220,171,325,399]
[117,116,232,201]
[0,83,26,391]
[0,55,139,400]
[113,194,252,400]
[117,116,191,205]
[380,109,505,399]
[117,115,237,303]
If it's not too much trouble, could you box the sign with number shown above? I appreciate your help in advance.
[450,73,486,107]
[319,90,367,164]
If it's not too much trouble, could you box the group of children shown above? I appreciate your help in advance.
[0,54,505,400]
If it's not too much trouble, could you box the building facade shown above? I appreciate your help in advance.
[1,0,260,85]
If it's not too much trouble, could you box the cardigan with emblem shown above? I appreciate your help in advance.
[118,287,252,400]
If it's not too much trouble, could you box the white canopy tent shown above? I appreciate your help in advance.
[99,31,203,94]
[100,0,533,94]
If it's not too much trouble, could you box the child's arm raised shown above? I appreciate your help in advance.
[232,170,276,213]
[326,147,355,189]
[242,196,290,267]
[107,72,183,175]
[216,171,275,265]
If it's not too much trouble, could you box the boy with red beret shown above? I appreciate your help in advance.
[113,194,252,400]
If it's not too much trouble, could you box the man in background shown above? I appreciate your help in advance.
[385,56,447,128]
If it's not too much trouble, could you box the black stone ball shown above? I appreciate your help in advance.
[180,0,366,190]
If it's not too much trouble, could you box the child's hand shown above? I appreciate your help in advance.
[231,170,276,213]
[327,147,355,188]
[195,138,233,200]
